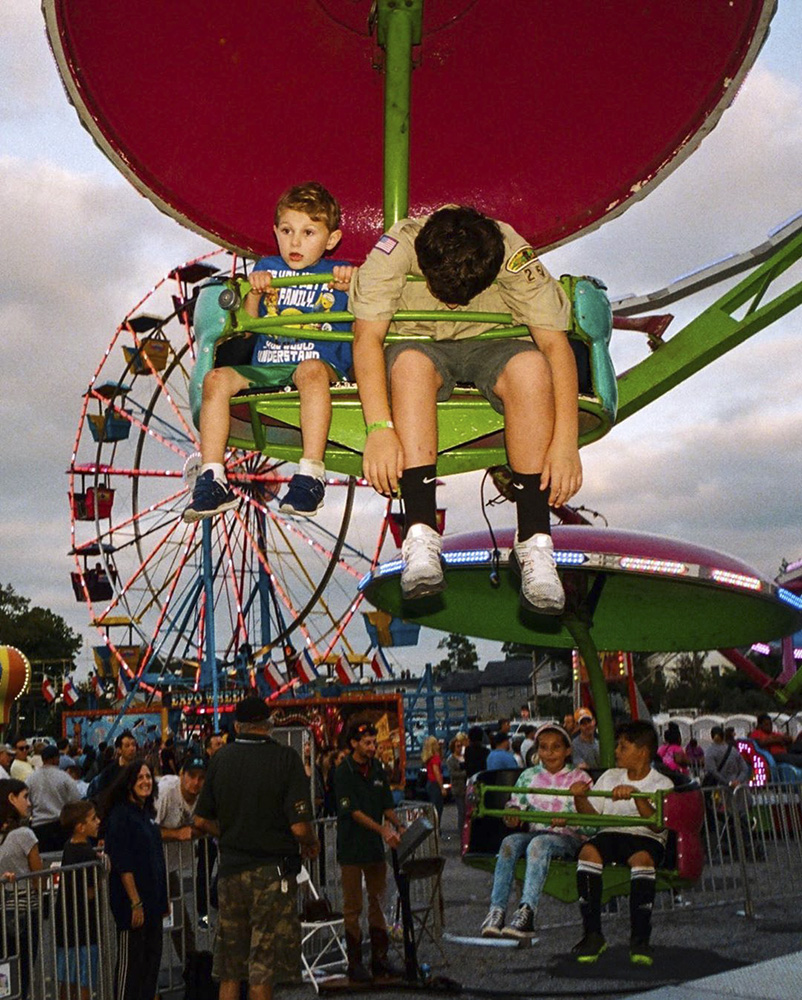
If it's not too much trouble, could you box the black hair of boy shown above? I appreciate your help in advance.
[60,799,96,833]
[414,206,505,306]
[615,720,658,758]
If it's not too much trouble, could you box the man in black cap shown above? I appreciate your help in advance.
[334,721,405,983]
[194,696,318,1000]
[27,743,81,852]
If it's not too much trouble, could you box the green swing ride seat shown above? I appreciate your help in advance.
[188,272,617,477]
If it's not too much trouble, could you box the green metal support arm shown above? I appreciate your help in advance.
[616,230,802,421]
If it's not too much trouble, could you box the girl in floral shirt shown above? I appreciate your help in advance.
[480,724,591,939]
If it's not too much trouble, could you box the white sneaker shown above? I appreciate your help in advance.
[513,532,565,615]
[401,523,445,600]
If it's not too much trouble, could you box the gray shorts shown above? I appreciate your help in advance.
[385,338,537,414]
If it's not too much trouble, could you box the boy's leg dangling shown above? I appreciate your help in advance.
[399,465,444,600]
[510,470,565,615]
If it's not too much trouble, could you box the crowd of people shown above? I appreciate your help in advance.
[1,704,797,993]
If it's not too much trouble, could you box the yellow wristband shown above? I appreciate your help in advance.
[366,420,394,434]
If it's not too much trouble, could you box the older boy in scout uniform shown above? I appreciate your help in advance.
[334,721,405,982]
[195,696,319,1000]
[351,205,580,614]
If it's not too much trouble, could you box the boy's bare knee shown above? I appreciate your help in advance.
[628,851,654,868]
[389,350,441,404]
[579,844,602,864]
[494,350,550,398]
[203,367,242,400]
[293,359,331,388]
[391,348,438,381]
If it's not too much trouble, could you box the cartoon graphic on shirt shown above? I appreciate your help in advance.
[250,257,352,375]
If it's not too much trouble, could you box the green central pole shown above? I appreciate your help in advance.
[563,613,616,768]
[377,0,423,229]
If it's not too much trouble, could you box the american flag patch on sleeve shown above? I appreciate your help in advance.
[375,234,398,254]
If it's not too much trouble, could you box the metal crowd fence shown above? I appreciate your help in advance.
[1,802,441,999]
[1,859,114,1000]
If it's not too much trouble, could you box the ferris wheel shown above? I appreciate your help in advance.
[67,249,390,692]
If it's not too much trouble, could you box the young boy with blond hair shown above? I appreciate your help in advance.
[183,181,355,520]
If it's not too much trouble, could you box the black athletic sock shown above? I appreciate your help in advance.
[511,471,551,542]
[629,867,656,942]
[400,465,438,534]
[577,861,603,936]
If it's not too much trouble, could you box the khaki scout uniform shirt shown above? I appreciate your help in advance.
[350,215,571,339]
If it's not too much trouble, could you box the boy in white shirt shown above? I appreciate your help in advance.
[570,720,673,967]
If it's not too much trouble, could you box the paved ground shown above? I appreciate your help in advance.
[282,802,802,1000]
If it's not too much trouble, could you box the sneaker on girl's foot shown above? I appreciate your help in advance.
[480,906,505,938]
[502,903,535,939]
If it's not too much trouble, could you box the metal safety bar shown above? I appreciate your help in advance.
[474,783,667,828]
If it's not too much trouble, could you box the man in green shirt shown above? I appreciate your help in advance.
[195,696,319,1000]
[334,721,405,982]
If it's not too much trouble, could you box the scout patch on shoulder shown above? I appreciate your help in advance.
[506,245,539,273]
[375,234,398,255]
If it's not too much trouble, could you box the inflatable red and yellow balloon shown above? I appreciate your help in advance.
[0,645,31,729]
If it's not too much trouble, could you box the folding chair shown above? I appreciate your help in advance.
[297,865,348,992]
[394,855,447,962]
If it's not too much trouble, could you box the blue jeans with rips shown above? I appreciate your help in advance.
[490,831,581,912]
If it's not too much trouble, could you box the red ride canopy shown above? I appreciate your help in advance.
[45,0,772,261]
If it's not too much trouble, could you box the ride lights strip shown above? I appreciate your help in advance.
[554,550,588,566]
[778,587,802,610]
[442,550,493,566]
[750,642,772,655]
[737,739,769,788]
[619,556,688,575]
[710,569,762,591]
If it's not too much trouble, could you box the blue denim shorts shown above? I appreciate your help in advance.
[57,945,99,987]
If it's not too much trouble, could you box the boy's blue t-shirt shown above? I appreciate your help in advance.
[250,256,353,377]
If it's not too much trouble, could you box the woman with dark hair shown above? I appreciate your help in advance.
[101,761,168,1000]
[657,722,690,774]
[0,778,43,999]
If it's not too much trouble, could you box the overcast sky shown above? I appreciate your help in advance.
[1,3,801,682]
